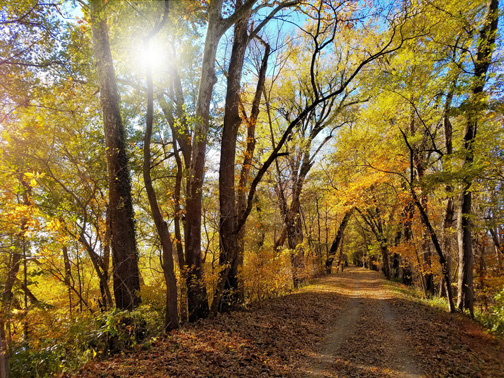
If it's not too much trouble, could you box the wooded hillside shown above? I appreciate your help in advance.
[0,0,502,376]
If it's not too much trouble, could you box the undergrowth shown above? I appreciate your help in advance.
[9,306,164,378]
[475,288,504,337]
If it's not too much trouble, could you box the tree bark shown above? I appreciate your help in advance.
[142,1,179,330]
[400,128,455,312]
[440,80,457,299]
[234,39,270,304]
[325,209,352,273]
[62,246,73,313]
[78,234,113,310]
[357,208,391,279]
[183,0,227,321]
[213,2,290,311]
[90,0,140,310]
[457,0,499,317]
[214,1,251,313]
[0,249,21,378]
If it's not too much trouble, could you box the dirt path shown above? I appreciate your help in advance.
[77,267,504,378]
[307,267,423,377]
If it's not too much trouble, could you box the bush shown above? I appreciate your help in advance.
[243,248,293,303]
[10,341,68,378]
[9,306,164,378]
[94,307,162,355]
[479,288,504,336]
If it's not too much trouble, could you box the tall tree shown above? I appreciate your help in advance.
[142,0,179,330]
[89,0,141,310]
[325,208,353,273]
[214,0,297,312]
[457,0,499,316]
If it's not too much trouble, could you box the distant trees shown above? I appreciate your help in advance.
[320,0,501,317]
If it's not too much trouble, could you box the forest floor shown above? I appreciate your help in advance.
[76,267,504,377]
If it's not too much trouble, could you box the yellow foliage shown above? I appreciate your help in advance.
[242,249,293,303]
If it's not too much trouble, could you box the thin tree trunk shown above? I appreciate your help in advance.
[0,182,31,378]
[316,197,322,267]
[400,129,456,312]
[336,231,345,272]
[62,246,73,314]
[0,249,21,378]
[489,228,502,272]
[142,1,179,330]
[78,234,112,310]
[234,39,270,302]
[156,65,188,323]
[381,245,391,279]
[325,209,352,273]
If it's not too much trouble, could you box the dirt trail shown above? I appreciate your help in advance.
[77,267,504,378]
[308,267,423,377]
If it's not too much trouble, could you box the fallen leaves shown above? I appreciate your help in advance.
[74,268,504,378]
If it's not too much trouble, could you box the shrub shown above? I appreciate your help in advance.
[9,306,163,377]
[479,288,504,336]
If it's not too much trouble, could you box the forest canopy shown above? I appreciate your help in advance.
[0,0,502,376]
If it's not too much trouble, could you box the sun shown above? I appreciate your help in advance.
[130,37,170,79]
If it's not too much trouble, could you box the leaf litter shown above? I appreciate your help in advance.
[75,267,504,377]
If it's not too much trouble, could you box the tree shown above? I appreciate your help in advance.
[325,208,353,273]
[89,0,141,310]
[457,0,499,317]
[214,0,297,312]
[141,0,179,330]
[173,0,261,321]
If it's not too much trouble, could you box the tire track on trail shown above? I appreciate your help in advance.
[307,267,423,378]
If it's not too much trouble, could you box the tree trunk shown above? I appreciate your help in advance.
[0,181,31,378]
[489,228,502,272]
[0,249,21,378]
[336,232,346,272]
[62,246,73,313]
[392,253,400,279]
[411,189,456,312]
[325,209,352,273]
[457,190,474,315]
[402,261,413,286]
[0,319,8,378]
[162,0,262,321]
[143,5,179,330]
[234,39,270,303]
[78,234,113,310]
[380,245,391,279]
[214,3,251,313]
[90,0,140,310]
[157,68,188,322]
[184,0,228,321]
[286,186,308,288]
[457,0,499,317]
